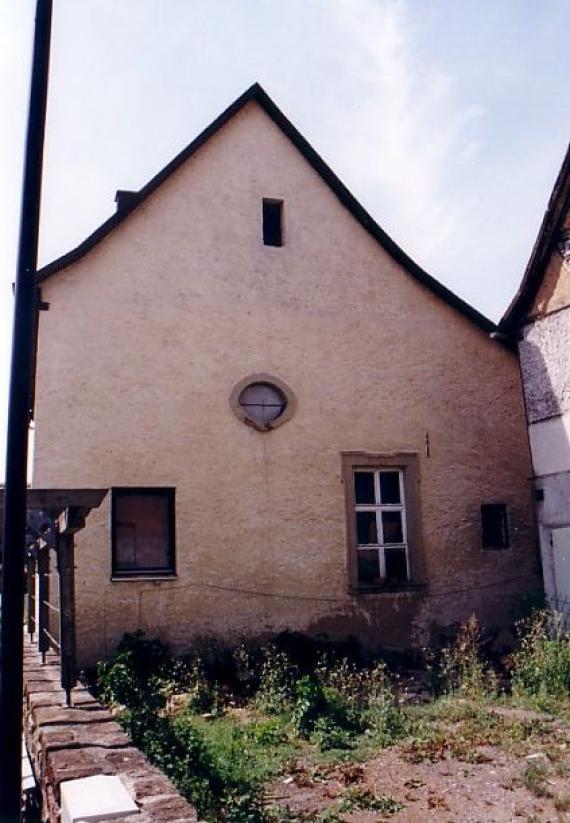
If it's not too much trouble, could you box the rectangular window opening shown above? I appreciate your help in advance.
[481,503,510,549]
[262,199,283,246]
[112,487,176,577]
[353,467,409,586]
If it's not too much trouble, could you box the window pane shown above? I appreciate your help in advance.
[356,511,377,544]
[385,548,408,582]
[379,471,400,504]
[382,511,403,544]
[114,492,172,573]
[239,382,286,423]
[357,549,380,584]
[354,472,375,504]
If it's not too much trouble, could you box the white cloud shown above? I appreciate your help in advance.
[327,0,485,260]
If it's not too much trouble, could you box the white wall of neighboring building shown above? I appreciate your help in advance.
[529,413,570,477]
[519,277,570,609]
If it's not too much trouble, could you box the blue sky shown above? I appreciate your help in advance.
[1,0,569,468]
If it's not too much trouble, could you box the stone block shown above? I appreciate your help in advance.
[47,746,114,786]
[35,705,114,726]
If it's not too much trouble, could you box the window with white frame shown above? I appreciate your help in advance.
[353,469,409,585]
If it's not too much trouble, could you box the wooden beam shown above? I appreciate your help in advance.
[0,487,107,514]
[57,531,77,705]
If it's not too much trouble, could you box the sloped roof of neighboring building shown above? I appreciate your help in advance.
[500,142,570,332]
[37,83,496,334]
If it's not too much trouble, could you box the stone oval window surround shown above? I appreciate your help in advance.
[230,373,296,431]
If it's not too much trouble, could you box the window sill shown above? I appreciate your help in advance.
[349,583,426,595]
[111,574,177,582]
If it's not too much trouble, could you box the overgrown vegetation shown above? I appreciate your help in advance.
[509,610,570,708]
[91,610,570,821]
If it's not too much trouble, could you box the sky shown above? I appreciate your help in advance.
[0,0,569,468]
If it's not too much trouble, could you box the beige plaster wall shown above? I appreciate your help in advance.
[33,101,539,664]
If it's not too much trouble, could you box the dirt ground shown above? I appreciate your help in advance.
[266,707,570,822]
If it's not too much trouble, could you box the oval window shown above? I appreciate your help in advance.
[230,374,296,431]
[238,382,286,425]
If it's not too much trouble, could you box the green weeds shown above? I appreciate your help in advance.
[509,610,570,707]
[92,612,570,821]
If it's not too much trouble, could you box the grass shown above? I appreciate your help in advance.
[522,760,552,799]
[89,611,570,821]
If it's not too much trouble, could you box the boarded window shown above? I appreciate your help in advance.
[112,488,175,576]
[263,199,283,246]
[481,503,510,549]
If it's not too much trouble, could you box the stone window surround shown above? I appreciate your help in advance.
[230,373,297,432]
[342,451,425,593]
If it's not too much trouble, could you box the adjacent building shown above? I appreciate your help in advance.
[501,145,570,612]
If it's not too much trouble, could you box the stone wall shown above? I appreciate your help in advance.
[23,639,198,823]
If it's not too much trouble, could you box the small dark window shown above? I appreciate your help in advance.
[112,488,175,577]
[263,199,283,246]
[481,503,509,549]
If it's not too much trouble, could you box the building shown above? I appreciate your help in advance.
[33,84,540,665]
[500,145,570,612]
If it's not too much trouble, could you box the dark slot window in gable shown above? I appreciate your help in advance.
[481,503,510,549]
[263,199,283,246]
[112,487,176,577]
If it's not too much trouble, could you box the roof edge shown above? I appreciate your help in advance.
[37,82,498,337]
[500,142,570,333]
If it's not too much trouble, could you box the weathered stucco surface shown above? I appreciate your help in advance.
[519,308,570,423]
[33,101,539,665]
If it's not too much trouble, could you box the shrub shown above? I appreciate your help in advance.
[427,616,497,699]
[292,674,377,751]
[183,657,221,713]
[96,631,171,709]
[510,610,570,701]
[313,653,405,747]
[256,645,299,713]
[291,675,326,737]
[119,705,223,818]
[311,716,355,751]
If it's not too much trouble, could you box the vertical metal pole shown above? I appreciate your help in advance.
[0,2,52,819]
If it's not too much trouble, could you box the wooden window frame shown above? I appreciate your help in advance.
[342,452,425,593]
[111,487,176,579]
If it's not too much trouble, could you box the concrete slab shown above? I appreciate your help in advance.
[22,737,35,792]
[60,774,140,822]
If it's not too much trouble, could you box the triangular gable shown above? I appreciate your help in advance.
[37,82,496,335]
